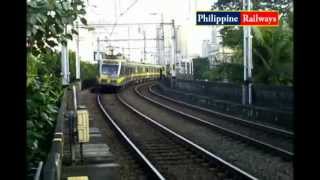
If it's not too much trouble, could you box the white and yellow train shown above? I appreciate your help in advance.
[96,52,165,91]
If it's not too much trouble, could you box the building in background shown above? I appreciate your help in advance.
[201,40,210,57]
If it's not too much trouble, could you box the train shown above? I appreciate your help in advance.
[96,49,165,91]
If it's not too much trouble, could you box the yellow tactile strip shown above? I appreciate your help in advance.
[67,176,89,180]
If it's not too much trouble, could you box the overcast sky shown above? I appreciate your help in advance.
[70,0,217,63]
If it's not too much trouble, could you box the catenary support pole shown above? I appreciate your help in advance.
[61,26,69,86]
[242,0,253,105]
[76,21,81,90]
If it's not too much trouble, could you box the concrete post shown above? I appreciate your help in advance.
[61,26,69,86]
[242,0,253,105]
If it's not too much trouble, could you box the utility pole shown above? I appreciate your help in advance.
[170,19,177,88]
[61,26,69,86]
[176,26,181,75]
[97,37,101,66]
[128,27,130,60]
[242,0,253,105]
[156,27,160,65]
[76,21,81,89]
[171,19,177,75]
[160,13,165,66]
[143,30,146,63]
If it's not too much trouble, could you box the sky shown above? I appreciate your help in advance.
[70,0,217,63]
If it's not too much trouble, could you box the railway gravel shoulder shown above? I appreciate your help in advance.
[139,83,293,153]
[79,90,149,179]
[101,93,225,179]
[119,84,293,180]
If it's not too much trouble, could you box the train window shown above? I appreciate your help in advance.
[101,64,119,76]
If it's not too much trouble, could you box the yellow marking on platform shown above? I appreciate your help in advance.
[77,110,90,143]
[67,176,89,180]
[53,138,62,142]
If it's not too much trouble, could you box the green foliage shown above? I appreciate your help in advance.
[27,1,89,177]
[27,0,87,56]
[80,61,98,81]
[193,57,210,80]
[201,63,243,83]
[207,0,293,86]
[27,53,63,171]
[68,51,98,83]
[27,51,97,173]
[252,24,293,85]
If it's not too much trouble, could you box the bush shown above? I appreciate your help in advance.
[27,53,63,175]
[68,50,98,89]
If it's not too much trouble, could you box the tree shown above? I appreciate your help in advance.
[27,0,88,56]
[210,0,293,85]
[193,57,210,80]
[252,23,293,85]
[27,0,88,177]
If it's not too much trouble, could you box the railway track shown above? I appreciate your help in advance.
[118,82,293,179]
[150,84,294,138]
[135,82,294,159]
[80,90,151,179]
[97,91,258,179]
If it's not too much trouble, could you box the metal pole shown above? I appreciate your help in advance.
[76,21,80,80]
[170,19,177,88]
[76,21,82,90]
[61,26,69,86]
[97,37,102,63]
[72,85,77,162]
[247,0,253,105]
[68,111,75,164]
[34,161,43,180]
[156,27,160,65]
[242,0,253,105]
[242,0,248,105]
[143,30,146,62]
[161,13,165,65]
[128,27,130,60]
[176,27,181,76]
[171,19,176,75]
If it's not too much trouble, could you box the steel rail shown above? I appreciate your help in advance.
[149,84,294,138]
[134,84,294,160]
[96,95,166,180]
[116,92,258,180]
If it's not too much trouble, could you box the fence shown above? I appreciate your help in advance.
[40,88,68,180]
[158,79,293,130]
[172,79,293,110]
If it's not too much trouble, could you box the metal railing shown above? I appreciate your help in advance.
[158,82,293,130]
[41,88,68,180]
[165,78,293,110]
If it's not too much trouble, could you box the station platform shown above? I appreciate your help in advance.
[61,90,121,180]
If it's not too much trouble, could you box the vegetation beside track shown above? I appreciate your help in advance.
[27,0,90,177]
[27,50,97,177]
[193,0,293,86]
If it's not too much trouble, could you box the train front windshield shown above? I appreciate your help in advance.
[101,64,119,76]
